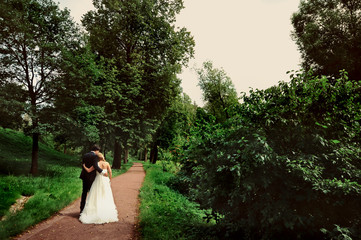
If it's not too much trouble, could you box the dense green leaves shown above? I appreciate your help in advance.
[177,70,361,239]
[152,93,197,163]
[82,0,194,165]
[0,0,194,168]
[0,83,26,129]
[292,0,361,79]
[52,43,114,150]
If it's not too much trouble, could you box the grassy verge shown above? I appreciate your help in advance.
[138,161,216,240]
[0,128,132,239]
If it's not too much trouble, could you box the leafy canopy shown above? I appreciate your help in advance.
[292,0,361,80]
[178,69,361,239]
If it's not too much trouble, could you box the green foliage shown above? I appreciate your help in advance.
[321,225,354,240]
[82,0,195,159]
[0,0,195,168]
[50,42,113,151]
[0,0,81,174]
[178,70,361,239]
[291,0,361,79]
[0,0,80,114]
[196,61,239,123]
[0,83,26,129]
[139,162,216,240]
[155,93,197,156]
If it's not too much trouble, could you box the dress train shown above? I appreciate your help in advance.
[79,170,118,224]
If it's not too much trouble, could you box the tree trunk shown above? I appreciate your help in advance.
[63,142,67,154]
[30,131,39,175]
[218,92,230,119]
[150,148,154,163]
[112,140,122,169]
[138,150,142,160]
[154,145,158,163]
[150,143,158,164]
[144,146,148,162]
[29,94,39,175]
[123,147,129,164]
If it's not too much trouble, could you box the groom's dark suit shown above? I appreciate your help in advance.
[79,151,104,212]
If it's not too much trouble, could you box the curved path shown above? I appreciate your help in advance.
[14,162,145,240]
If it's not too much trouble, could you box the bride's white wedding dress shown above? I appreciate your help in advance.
[79,169,118,224]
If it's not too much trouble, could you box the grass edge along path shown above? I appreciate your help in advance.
[138,162,216,240]
[13,162,145,240]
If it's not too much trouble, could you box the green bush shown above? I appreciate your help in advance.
[178,70,361,239]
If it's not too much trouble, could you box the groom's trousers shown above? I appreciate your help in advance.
[80,180,92,212]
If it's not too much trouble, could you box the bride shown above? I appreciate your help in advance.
[79,152,118,224]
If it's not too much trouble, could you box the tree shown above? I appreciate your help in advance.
[291,0,361,80]
[82,0,194,167]
[196,61,239,123]
[51,42,111,153]
[150,93,197,163]
[0,0,80,175]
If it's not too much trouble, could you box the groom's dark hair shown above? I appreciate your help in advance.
[90,144,101,151]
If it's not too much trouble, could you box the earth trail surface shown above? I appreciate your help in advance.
[14,162,146,240]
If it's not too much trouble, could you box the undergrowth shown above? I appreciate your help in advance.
[139,161,217,240]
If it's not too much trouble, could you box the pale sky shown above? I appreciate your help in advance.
[57,0,302,106]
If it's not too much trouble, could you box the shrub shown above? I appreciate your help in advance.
[178,70,361,239]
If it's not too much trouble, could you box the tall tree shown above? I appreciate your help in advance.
[0,0,80,174]
[196,61,239,123]
[82,0,194,167]
[150,93,196,163]
[51,42,111,152]
[292,0,361,80]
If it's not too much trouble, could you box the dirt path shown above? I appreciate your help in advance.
[14,162,145,240]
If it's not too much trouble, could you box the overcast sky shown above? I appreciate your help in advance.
[58,0,302,106]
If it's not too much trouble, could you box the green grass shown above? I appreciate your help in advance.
[0,127,132,239]
[138,161,216,240]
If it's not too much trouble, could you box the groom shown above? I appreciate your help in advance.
[79,144,107,213]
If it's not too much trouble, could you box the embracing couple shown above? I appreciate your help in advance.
[79,144,118,224]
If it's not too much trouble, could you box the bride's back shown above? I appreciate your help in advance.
[99,161,109,170]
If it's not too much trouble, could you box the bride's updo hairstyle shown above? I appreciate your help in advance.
[97,152,105,161]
